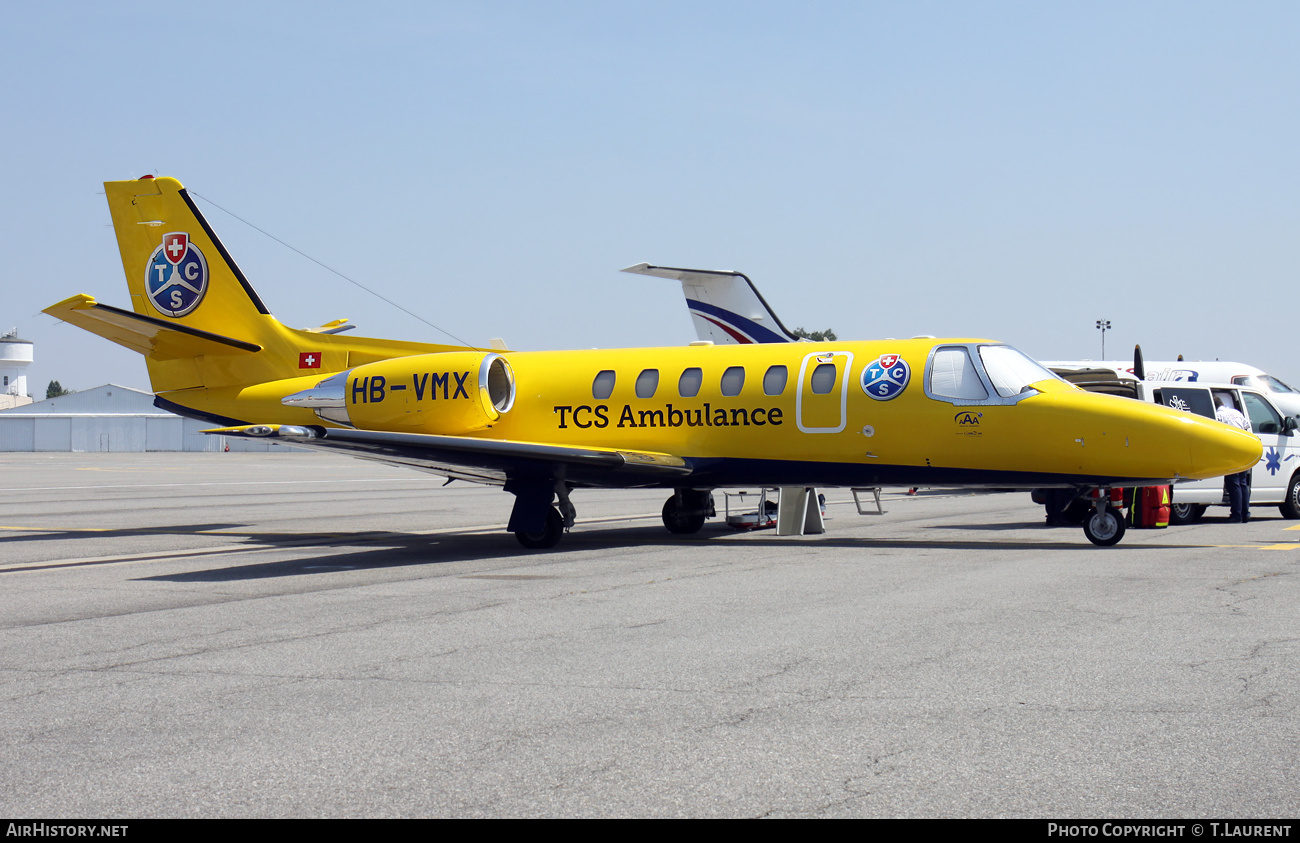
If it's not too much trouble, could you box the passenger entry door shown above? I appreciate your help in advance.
[797,351,854,433]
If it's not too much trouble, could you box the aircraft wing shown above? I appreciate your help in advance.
[206,424,692,486]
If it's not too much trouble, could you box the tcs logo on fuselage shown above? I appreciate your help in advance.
[145,232,208,317]
[861,353,910,401]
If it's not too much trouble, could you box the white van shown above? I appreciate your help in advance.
[1044,359,1300,420]
[1137,381,1300,523]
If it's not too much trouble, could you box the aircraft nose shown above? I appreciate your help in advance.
[1186,420,1261,479]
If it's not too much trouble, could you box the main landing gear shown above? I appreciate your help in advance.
[506,478,575,550]
[505,483,718,550]
[662,489,715,534]
[515,507,564,549]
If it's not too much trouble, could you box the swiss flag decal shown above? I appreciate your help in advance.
[298,352,321,369]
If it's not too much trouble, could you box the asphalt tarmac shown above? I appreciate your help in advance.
[1,452,1297,818]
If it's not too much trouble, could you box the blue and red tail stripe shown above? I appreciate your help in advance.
[687,300,790,344]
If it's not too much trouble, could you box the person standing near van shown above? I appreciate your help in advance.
[1215,395,1253,522]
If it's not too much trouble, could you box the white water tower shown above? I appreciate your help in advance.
[0,329,34,407]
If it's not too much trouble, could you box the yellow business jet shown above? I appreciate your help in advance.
[44,176,1260,549]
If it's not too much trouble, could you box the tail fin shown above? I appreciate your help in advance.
[105,176,273,336]
[622,263,798,344]
[45,176,463,396]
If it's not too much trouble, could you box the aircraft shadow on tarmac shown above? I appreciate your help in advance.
[135,522,1143,583]
[0,523,252,545]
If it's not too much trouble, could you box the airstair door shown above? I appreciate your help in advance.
[797,351,854,433]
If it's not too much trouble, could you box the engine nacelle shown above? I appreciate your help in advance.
[284,352,516,434]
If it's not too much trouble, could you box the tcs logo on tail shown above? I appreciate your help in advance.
[145,232,209,317]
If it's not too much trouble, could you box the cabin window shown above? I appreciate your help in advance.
[810,363,837,395]
[592,370,616,400]
[635,369,659,399]
[763,365,788,396]
[678,368,703,398]
[929,348,988,400]
[721,366,745,397]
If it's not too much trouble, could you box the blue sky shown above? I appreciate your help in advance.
[3,1,1298,393]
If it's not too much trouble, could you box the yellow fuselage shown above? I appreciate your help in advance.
[171,337,1260,489]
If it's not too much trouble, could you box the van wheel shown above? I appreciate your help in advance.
[1169,503,1206,525]
[1083,508,1126,546]
[1280,474,1300,519]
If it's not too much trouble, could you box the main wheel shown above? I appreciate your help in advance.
[1280,474,1300,519]
[515,506,564,549]
[1083,507,1127,546]
[1169,502,1207,525]
[662,495,707,534]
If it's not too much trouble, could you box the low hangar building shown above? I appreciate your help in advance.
[0,384,290,452]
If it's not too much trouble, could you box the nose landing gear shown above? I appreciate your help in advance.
[1082,493,1127,546]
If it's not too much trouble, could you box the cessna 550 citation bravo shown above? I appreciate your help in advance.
[44,177,1260,548]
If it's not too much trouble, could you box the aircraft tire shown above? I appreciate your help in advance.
[1280,474,1300,520]
[1083,507,1126,546]
[515,507,564,549]
[662,496,707,534]
[1169,503,1207,525]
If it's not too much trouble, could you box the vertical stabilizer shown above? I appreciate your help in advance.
[44,176,466,400]
[622,263,798,344]
[105,176,272,334]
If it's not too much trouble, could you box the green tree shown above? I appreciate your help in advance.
[46,380,72,399]
[791,327,838,342]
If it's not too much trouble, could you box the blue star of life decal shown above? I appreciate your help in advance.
[1264,446,1282,475]
[861,353,910,401]
[145,232,208,317]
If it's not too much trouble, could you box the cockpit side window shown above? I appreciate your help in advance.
[929,347,988,400]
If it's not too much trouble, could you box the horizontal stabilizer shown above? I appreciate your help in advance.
[43,295,261,360]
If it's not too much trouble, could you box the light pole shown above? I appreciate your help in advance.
[1096,319,1111,359]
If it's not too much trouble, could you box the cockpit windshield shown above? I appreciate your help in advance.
[926,343,1060,405]
[977,345,1060,398]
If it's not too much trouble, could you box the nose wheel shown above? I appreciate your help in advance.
[1082,503,1126,546]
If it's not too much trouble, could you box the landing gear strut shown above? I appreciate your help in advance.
[662,489,715,534]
